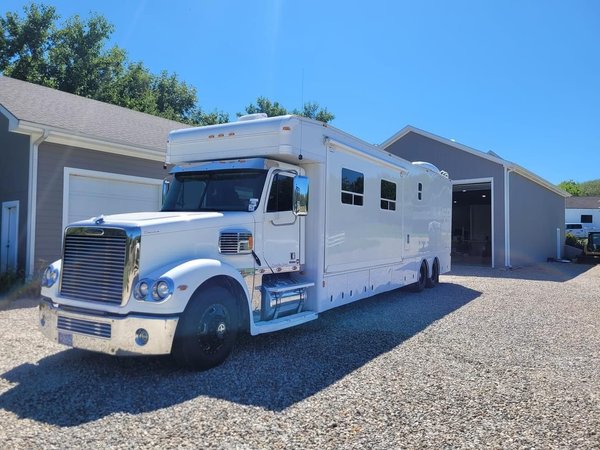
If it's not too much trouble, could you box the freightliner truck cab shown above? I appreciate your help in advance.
[40,155,313,370]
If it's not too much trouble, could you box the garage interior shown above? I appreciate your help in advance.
[451,182,492,266]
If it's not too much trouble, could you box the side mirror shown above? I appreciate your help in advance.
[293,176,309,216]
[162,179,170,205]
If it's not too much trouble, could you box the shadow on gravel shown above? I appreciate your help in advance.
[450,262,596,282]
[0,282,479,426]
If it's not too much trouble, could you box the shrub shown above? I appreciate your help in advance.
[0,270,41,301]
[0,271,23,295]
[565,233,585,249]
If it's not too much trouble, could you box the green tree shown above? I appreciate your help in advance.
[0,3,57,84]
[580,179,600,196]
[189,108,230,126]
[0,3,229,125]
[292,101,335,123]
[558,180,582,196]
[241,96,335,123]
[47,13,125,98]
[243,96,288,117]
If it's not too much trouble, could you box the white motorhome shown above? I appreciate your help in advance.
[39,115,452,369]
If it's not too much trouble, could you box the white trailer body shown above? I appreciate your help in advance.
[39,115,451,369]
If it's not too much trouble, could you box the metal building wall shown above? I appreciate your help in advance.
[384,131,506,268]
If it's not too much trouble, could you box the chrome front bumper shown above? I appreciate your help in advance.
[38,298,179,356]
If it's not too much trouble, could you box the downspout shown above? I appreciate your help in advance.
[26,129,50,279]
[504,166,513,268]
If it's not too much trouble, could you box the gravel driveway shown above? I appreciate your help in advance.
[0,263,599,449]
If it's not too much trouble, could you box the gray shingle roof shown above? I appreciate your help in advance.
[0,76,190,151]
[566,196,600,209]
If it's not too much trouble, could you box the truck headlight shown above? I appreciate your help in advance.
[151,279,173,301]
[42,265,59,288]
[134,280,149,300]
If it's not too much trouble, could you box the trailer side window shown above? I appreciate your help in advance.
[418,182,423,201]
[341,168,364,206]
[267,173,294,212]
[380,180,396,210]
[581,215,592,223]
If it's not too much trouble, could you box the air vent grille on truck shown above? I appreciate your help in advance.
[219,231,253,255]
[60,228,128,304]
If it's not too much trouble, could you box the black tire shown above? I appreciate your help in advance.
[410,261,428,292]
[426,259,439,288]
[172,286,239,370]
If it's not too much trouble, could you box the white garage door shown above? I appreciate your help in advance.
[64,168,162,227]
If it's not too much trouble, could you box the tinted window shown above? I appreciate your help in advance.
[381,180,396,210]
[267,174,294,212]
[341,168,364,206]
[162,170,267,212]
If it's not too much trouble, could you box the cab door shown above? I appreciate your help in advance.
[262,171,301,271]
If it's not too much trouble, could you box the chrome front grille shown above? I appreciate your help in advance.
[219,231,252,255]
[60,227,140,305]
[57,315,111,339]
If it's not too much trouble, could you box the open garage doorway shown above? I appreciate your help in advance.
[452,180,493,267]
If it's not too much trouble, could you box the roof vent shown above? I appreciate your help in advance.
[238,113,268,122]
[412,161,441,173]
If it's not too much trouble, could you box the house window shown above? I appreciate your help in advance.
[418,182,423,201]
[341,168,364,206]
[380,180,396,210]
[581,214,593,223]
[267,173,293,212]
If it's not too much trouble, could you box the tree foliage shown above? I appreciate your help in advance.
[558,179,600,196]
[558,180,583,196]
[1,4,334,126]
[0,3,229,125]
[580,179,600,196]
[241,96,335,123]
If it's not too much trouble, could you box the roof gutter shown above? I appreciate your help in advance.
[26,128,50,278]
[14,121,166,162]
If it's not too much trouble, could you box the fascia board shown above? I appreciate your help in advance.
[508,165,570,198]
[0,104,19,130]
[13,120,165,162]
[382,125,570,198]
[382,125,506,166]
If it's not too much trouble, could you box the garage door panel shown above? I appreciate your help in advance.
[67,174,161,224]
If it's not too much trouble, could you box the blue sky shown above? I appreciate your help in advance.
[2,0,599,184]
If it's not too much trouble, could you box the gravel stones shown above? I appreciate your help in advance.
[0,263,598,449]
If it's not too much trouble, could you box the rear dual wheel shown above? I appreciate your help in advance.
[411,261,428,292]
[426,259,440,288]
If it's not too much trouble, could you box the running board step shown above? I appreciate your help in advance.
[252,311,318,335]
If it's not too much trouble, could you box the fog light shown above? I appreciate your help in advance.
[135,328,149,346]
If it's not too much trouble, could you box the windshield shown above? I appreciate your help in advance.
[161,169,267,212]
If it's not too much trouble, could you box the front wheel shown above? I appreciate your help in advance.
[172,286,239,370]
